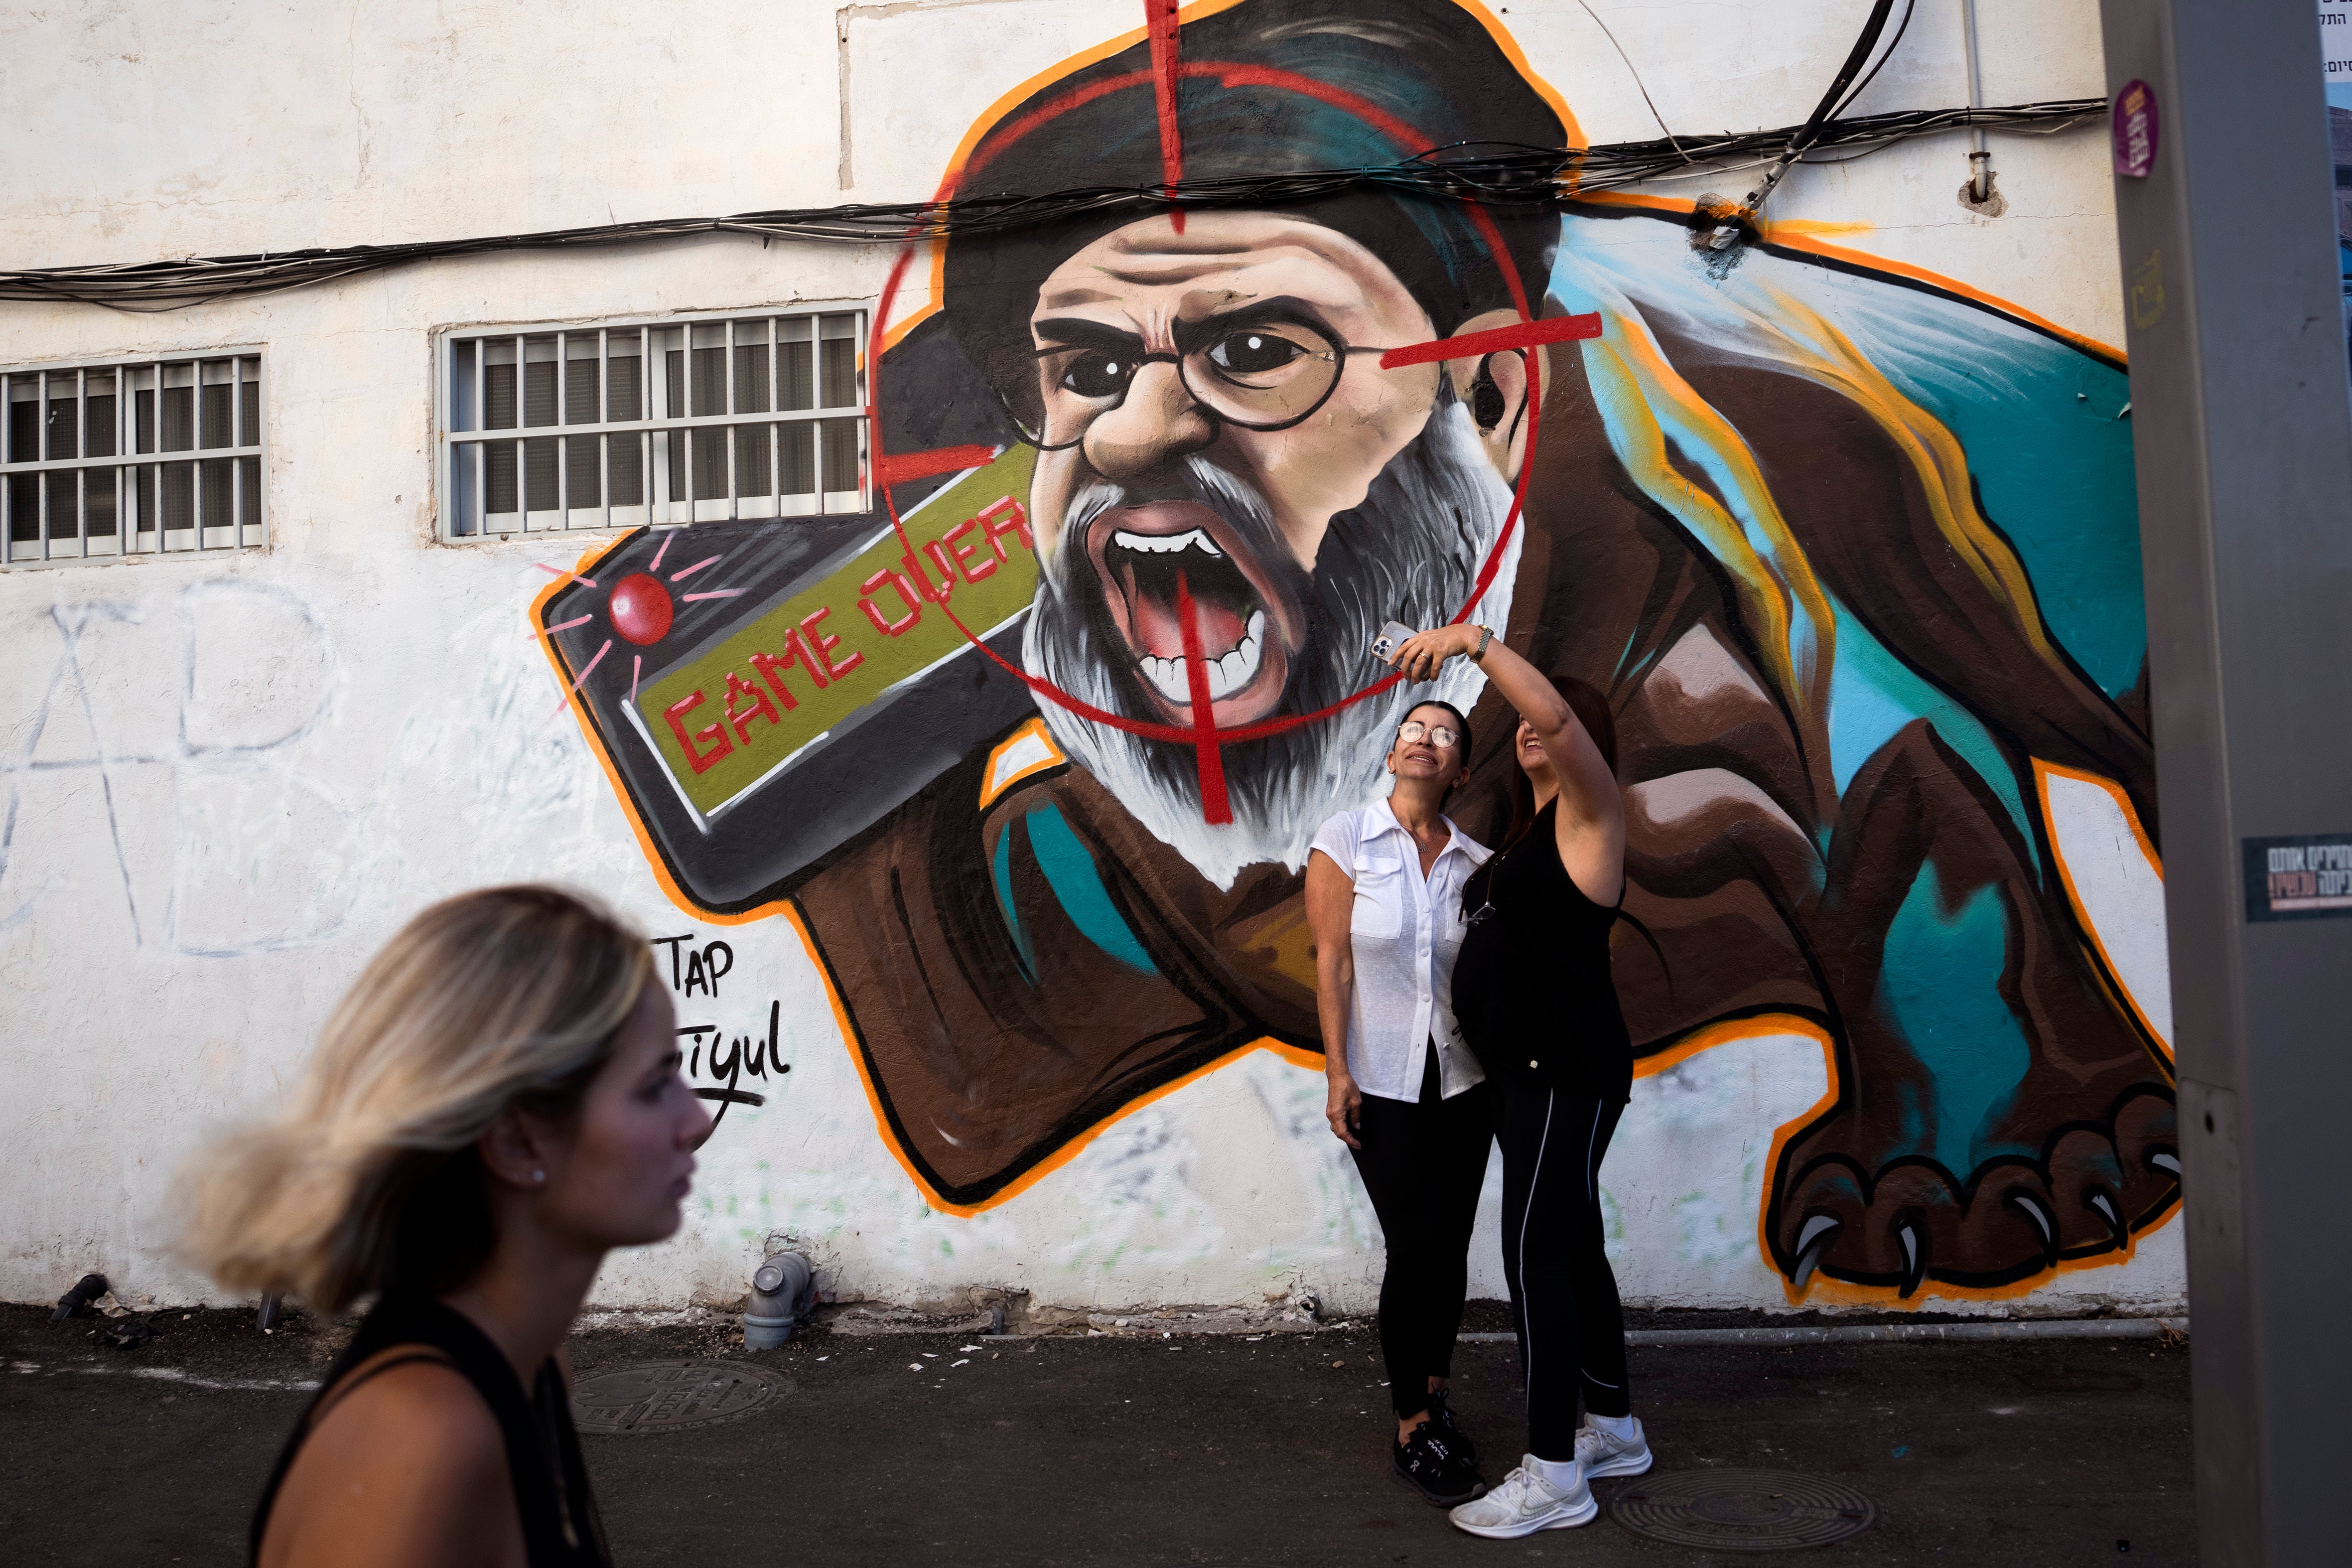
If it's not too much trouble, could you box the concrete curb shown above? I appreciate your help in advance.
[1459,1316,2189,1347]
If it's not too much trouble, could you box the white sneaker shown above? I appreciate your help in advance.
[1447,1456,1599,1538]
[1574,1418,1653,1478]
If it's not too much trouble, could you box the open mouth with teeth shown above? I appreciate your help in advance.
[1087,500,1295,726]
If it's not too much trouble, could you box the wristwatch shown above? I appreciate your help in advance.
[1471,624,1494,663]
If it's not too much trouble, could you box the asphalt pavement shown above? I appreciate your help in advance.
[0,1302,2195,1566]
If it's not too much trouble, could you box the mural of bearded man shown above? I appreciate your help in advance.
[547,0,2178,1299]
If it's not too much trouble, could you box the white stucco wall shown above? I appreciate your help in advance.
[0,0,2183,1317]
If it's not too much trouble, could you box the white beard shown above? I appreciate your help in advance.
[1023,396,1521,889]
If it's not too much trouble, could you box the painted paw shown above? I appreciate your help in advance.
[1772,1084,2180,1295]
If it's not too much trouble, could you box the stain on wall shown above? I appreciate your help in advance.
[539,0,2171,1304]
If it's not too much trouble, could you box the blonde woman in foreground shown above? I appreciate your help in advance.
[183,885,710,1568]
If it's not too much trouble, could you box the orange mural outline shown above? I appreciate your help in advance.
[1784,1185,2184,1309]
[799,876,1324,1220]
[884,0,1578,355]
[878,8,2116,371]
[544,9,2147,1259]
[895,1037,1325,1218]
[1570,190,2125,365]
[885,0,1253,354]
[774,893,944,1204]
[1722,1004,2179,1306]
[547,549,2184,1270]
[2033,757,2173,1063]
[534,539,1313,1212]
[530,531,801,931]
[1627,1012,2179,1307]
[978,716,1070,809]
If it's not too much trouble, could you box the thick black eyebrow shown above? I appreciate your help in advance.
[1031,297,1345,359]
[1030,317,1148,357]
[1169,297,1340,353]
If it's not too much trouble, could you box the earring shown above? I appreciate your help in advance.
[532,1169,545,1184]
[1470,355,1507,432]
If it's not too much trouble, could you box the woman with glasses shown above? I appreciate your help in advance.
[1382,625,1650,1542]
[1305,699,1496,1508]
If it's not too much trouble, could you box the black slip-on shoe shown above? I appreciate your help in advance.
[1393,1422,1487,1508]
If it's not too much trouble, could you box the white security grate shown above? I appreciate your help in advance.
[1,351,265,567]
[437,309,868,539]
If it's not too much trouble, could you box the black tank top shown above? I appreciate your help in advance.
[1450,798,1633,1102]
[250,1291,611,1567]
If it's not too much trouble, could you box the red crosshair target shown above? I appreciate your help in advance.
[864,16,1599,825]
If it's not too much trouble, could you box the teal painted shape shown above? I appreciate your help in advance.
[1806,280,2145,703]
[1874,861,2037,1173]
[1024,803,1158,976]
[990,825,1038,985]
[1550,217,2148,704]
[1825,602,2036,878]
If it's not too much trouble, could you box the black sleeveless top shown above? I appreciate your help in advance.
[250,1292,611,1567]
[1449,799,1633,1103]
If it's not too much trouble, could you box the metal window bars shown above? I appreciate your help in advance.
[441,310,868,538]
[1,352,265,567]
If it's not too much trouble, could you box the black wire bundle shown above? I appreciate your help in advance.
[0,99,2100,311]
[1726,0,1917,226]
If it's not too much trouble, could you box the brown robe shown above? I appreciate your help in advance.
[793,339,2177,1294]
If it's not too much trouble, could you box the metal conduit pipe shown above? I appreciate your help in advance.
[1962,0,1995,202]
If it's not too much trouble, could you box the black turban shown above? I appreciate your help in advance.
[940,0,1569,406]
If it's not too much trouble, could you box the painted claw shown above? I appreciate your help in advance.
[2086,1189,2128,1251]
[1792,1213,1840,1289]
[2005,1191,2059,1268]
[1895,1219,1928,1298]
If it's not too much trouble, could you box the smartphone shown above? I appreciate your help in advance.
[1370,619,1418,664]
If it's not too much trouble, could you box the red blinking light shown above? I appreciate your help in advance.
[609,571,675,646]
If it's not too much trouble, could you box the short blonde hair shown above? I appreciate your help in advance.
[181,885,654,1314]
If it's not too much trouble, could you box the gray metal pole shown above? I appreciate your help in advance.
[2096,3,2352,1564]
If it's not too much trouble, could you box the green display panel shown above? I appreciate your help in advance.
[636,445,1038,822]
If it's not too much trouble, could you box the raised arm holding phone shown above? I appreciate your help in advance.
[1384,622,1655,1541]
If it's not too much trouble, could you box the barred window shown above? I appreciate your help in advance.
[437,309,869,539]
[2,352,264,567]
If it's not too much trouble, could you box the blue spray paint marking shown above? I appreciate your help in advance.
[1835,281,2145,702]
[1874,861,2036,1173]
[1025,803,1158,975]
[990,826,1038,985]
[1826,602,2037,879]
[1551,218,2147,705]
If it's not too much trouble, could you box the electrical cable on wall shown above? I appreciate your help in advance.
[0,97,2097,311]
[1707,0,1921,248]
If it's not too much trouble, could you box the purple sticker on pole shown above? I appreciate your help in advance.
[2114,79,2159,178]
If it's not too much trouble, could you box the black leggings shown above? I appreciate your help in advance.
[1348,1054,1493,1420]
[1497,1081,1629,1459]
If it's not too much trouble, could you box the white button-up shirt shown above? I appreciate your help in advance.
[1309,799,1492,1103]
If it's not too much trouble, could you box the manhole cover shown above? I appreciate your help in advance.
[569,1360,794,1435]
[1612,1470,1875,1551]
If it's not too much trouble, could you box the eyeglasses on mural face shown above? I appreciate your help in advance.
[1397,718,1460,750]
[1003,309,1426,450]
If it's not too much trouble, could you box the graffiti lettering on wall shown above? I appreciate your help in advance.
[2,580,357,955]
[536,0,2174,1301]
[654,932,788,1135]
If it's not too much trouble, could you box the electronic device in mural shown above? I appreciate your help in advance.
[534,442,1046,914]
